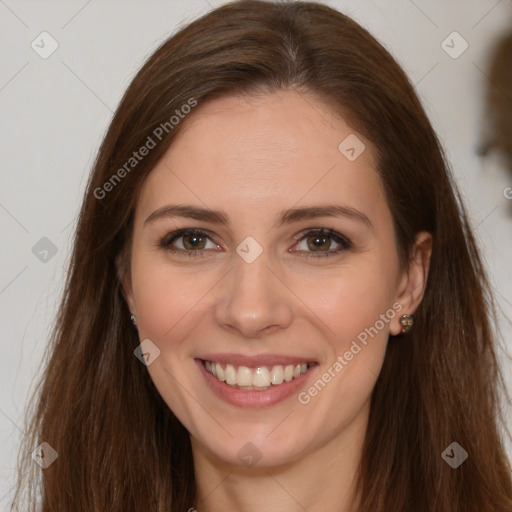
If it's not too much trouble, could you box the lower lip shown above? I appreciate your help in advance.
[195,359,318,408]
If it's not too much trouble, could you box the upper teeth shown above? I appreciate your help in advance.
[205,361,308,389]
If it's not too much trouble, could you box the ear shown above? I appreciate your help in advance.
[115,251,136,315]
[389,231,433,335]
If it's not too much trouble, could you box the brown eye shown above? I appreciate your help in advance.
[304,232,332,251]
[293,228,352,258]
[181,232,207,250]
[160,229,220,257]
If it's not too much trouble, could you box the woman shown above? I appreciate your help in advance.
[13,1,512,511]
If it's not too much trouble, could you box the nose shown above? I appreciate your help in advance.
[213,250,294,339]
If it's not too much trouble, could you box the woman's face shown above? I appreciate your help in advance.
[124,89,426,468]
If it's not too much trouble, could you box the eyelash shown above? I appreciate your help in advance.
[158,228,353,259]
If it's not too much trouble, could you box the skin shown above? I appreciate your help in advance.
[122,89,432,512]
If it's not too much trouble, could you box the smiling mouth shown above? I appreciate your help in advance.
[200,359,316,391]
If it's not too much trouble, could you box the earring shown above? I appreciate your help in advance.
[399,314,414,334]
[130,314,137,326]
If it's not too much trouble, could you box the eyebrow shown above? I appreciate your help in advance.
[144,204,373,230]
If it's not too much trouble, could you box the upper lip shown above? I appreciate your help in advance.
[198,353,317,368]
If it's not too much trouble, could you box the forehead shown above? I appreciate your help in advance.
[136,90,387,226]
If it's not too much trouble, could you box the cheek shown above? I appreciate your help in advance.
[297,261,397,349]
[293,270,395,423]
[130,253,209,341]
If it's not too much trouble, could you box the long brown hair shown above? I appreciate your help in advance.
[13,1,512,510]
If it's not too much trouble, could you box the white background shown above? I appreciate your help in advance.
[1,0,511,507]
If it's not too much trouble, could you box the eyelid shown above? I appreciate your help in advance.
[292,227,351,246]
